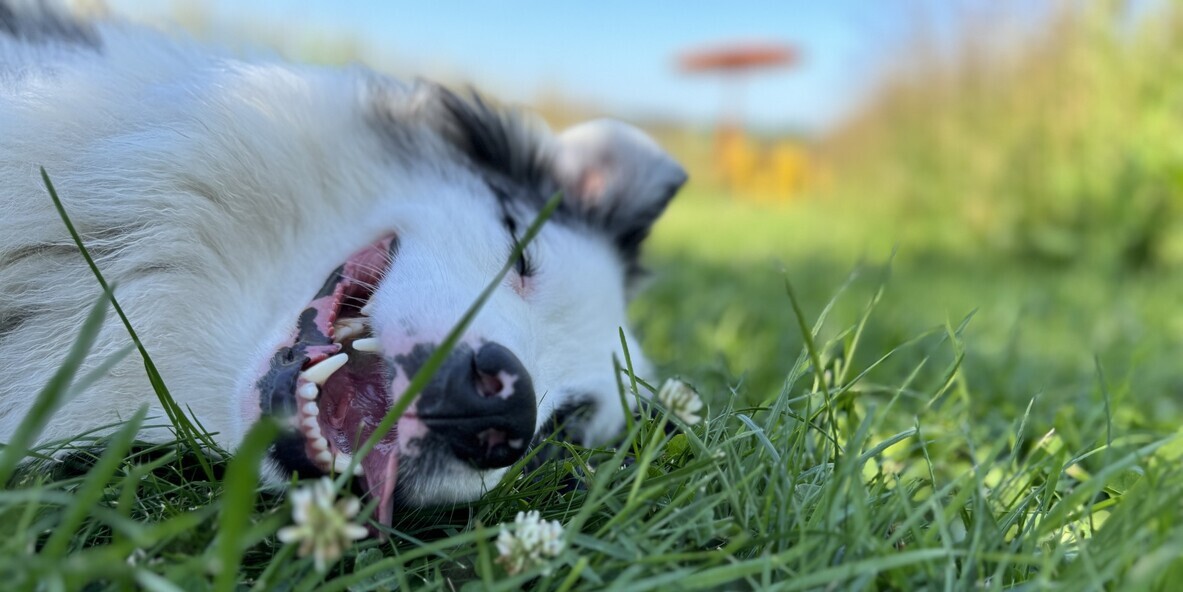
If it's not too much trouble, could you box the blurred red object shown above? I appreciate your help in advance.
[679,43,797,73]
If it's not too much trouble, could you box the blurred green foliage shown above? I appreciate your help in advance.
[820,1,1183,268]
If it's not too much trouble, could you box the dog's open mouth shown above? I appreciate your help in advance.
[257,235,403,527]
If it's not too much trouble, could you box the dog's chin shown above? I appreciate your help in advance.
[394,457,510,508]
[255,235,409,527]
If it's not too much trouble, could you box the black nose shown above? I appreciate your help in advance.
[414,342,537,469]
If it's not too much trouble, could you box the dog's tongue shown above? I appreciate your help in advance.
[362,444,400,527]
[321,368,403,529]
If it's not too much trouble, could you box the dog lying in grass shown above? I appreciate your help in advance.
[0,2,686,526]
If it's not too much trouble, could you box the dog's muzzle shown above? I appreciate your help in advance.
[412,342,537,469]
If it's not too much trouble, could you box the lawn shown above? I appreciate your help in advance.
[3,183,1180,590]
[642,191,1183,432]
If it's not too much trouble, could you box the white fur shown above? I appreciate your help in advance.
[0,10,681,504]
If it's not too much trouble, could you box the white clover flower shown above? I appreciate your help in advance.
[125,548,146,567]
[495,510,566,576]
[656,378,704,425]
[276,477,369,573]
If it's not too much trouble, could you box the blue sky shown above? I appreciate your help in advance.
[105,1,978,134]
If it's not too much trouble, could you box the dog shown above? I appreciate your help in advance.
[0,2,686,525]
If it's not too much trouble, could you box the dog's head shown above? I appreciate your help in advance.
[255,86,686,524]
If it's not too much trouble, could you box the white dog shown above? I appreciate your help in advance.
[0,2,686,525]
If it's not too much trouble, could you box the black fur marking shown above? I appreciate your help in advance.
[374,82,678,289]
[435,88,554,197]
[0,1,100,48]
[432,87,588,229]
[433,86,678,280]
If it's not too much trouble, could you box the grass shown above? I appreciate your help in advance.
[3,182,1182,589]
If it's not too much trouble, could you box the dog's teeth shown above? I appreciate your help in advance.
[302,401,319,416]
[297,382,319,400]
[300,353,348,385]
[315,450,332,465]
[333,318,366,343]
[360,301,374,316]
[352,337,381,352]
[306,423,322,440]
[302,415,318,429]
[311,437,328,451]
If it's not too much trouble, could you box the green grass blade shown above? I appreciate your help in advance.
[39,406,148,559]
[213,417,281,592]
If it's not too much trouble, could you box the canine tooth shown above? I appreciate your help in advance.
[302,401,319,416]
[297,382,319,400]
[360,301,374,316]
[352,337,381,352]
[300,353,348,385]
[315,450,332,465]
[311,437,328,451]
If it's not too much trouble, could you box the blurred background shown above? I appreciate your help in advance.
[88,1,1183,432]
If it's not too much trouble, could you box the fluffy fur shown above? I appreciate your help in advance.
[0,3,685,506]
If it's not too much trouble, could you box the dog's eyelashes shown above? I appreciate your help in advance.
[501,212,535,278]
[513,242,535,278]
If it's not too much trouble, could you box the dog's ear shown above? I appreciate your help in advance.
[552,120,687,258]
